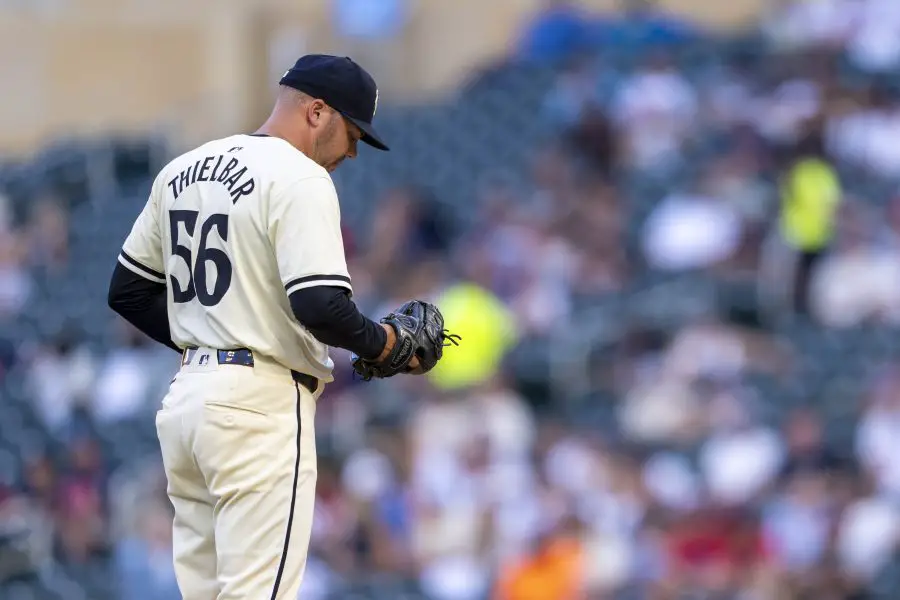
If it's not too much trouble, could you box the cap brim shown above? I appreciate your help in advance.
[345,115,389,151]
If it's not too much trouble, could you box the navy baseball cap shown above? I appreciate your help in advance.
[279,54,389,151]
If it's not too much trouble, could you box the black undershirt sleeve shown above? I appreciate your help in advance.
[289,286,386,360]
[108,263,385,360]
[107,262,180,352]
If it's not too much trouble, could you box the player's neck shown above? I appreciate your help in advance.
[253,121,314,159]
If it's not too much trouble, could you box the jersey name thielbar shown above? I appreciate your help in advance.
[167,154,256,204]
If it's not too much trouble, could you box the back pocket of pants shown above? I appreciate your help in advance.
[205,400,269,418]
[197,402,279,493]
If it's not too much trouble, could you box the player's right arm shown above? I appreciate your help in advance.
[108,178,180,351]
[269,175,395,361]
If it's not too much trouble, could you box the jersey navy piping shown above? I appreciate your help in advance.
[119,251,165,281]
[270,383,303,599]
[284,274,351,291]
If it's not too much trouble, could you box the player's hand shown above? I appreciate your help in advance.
[350,300,460,380]
[375,323,422,372]
[407,355,423,374]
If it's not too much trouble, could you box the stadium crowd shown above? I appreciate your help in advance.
[4,1,900,599]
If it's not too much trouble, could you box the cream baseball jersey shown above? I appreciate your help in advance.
[117,134,351,381]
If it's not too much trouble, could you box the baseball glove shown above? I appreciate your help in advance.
[351,300,460,380]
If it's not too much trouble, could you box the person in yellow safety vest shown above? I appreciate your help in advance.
[427,281,519,391]
[777,129,842,314]
[778,157,841,254]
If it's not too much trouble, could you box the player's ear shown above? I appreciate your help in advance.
[307,99,328,128]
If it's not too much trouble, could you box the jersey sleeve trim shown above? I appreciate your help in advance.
[285,274,352,296]
[118,251,166,284]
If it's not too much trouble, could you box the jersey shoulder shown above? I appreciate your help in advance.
[234,135,328,182]
[239,137,338,210]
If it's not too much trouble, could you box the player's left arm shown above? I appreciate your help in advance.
[108,179,180,351]
[269,175,393,361]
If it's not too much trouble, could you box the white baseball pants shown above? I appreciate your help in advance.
[155,347,320,600]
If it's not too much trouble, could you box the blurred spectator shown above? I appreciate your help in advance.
[481,207,576,335]
[542,57,604,130]
[472,377,536,463]
[22,453,57,513]
[611,0,702,47]
[703,143,772,228]
[699,387,784,506]
[561,182,628,296]
[665,507,769,597]
[836,478,900,588]
[0,335,17,382]
[769,123,842,316]
[55,436,109,564]
[412,439,493,600]
[610,51,697,170]
[618,367,704,445]
[341,435,414,573]
[577,450,645,593]
[310,459,359,574]
[0,483,53,585]
[114,502,180,600]
[91,321,178,425]
[847,0,900,73]
[363,187,454,289]
[0,192,12,234]
[427,269,518,392]
[331,0,408,40]
[527,144,577,219]
[826,84,900,178]
[765,0,853,51]
[762,469,832,575]
[856,368,900,500]
[640,183,744,273]
[768,0,900,74]
[780,407,843,478]
[298,557,340,600]
[25,194,69,273]
[514,0,591,65]
[0,229,32,319]
[26,327,96,435]
[754,72,826,148]
[492,519,586,600]
[809,203,900,328]
[564,105,618,177]
[643,451,701,513]
[880,193,900,251]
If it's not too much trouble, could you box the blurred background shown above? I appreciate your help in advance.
[4,0,900,598]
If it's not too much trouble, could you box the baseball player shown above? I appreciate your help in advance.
[107,54,457,599]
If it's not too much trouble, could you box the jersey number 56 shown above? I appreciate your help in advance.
[169,210,233,307]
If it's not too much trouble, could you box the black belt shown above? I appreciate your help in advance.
[182,347,318,394]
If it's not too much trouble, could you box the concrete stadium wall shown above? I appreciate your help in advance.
[0,0,765,156]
